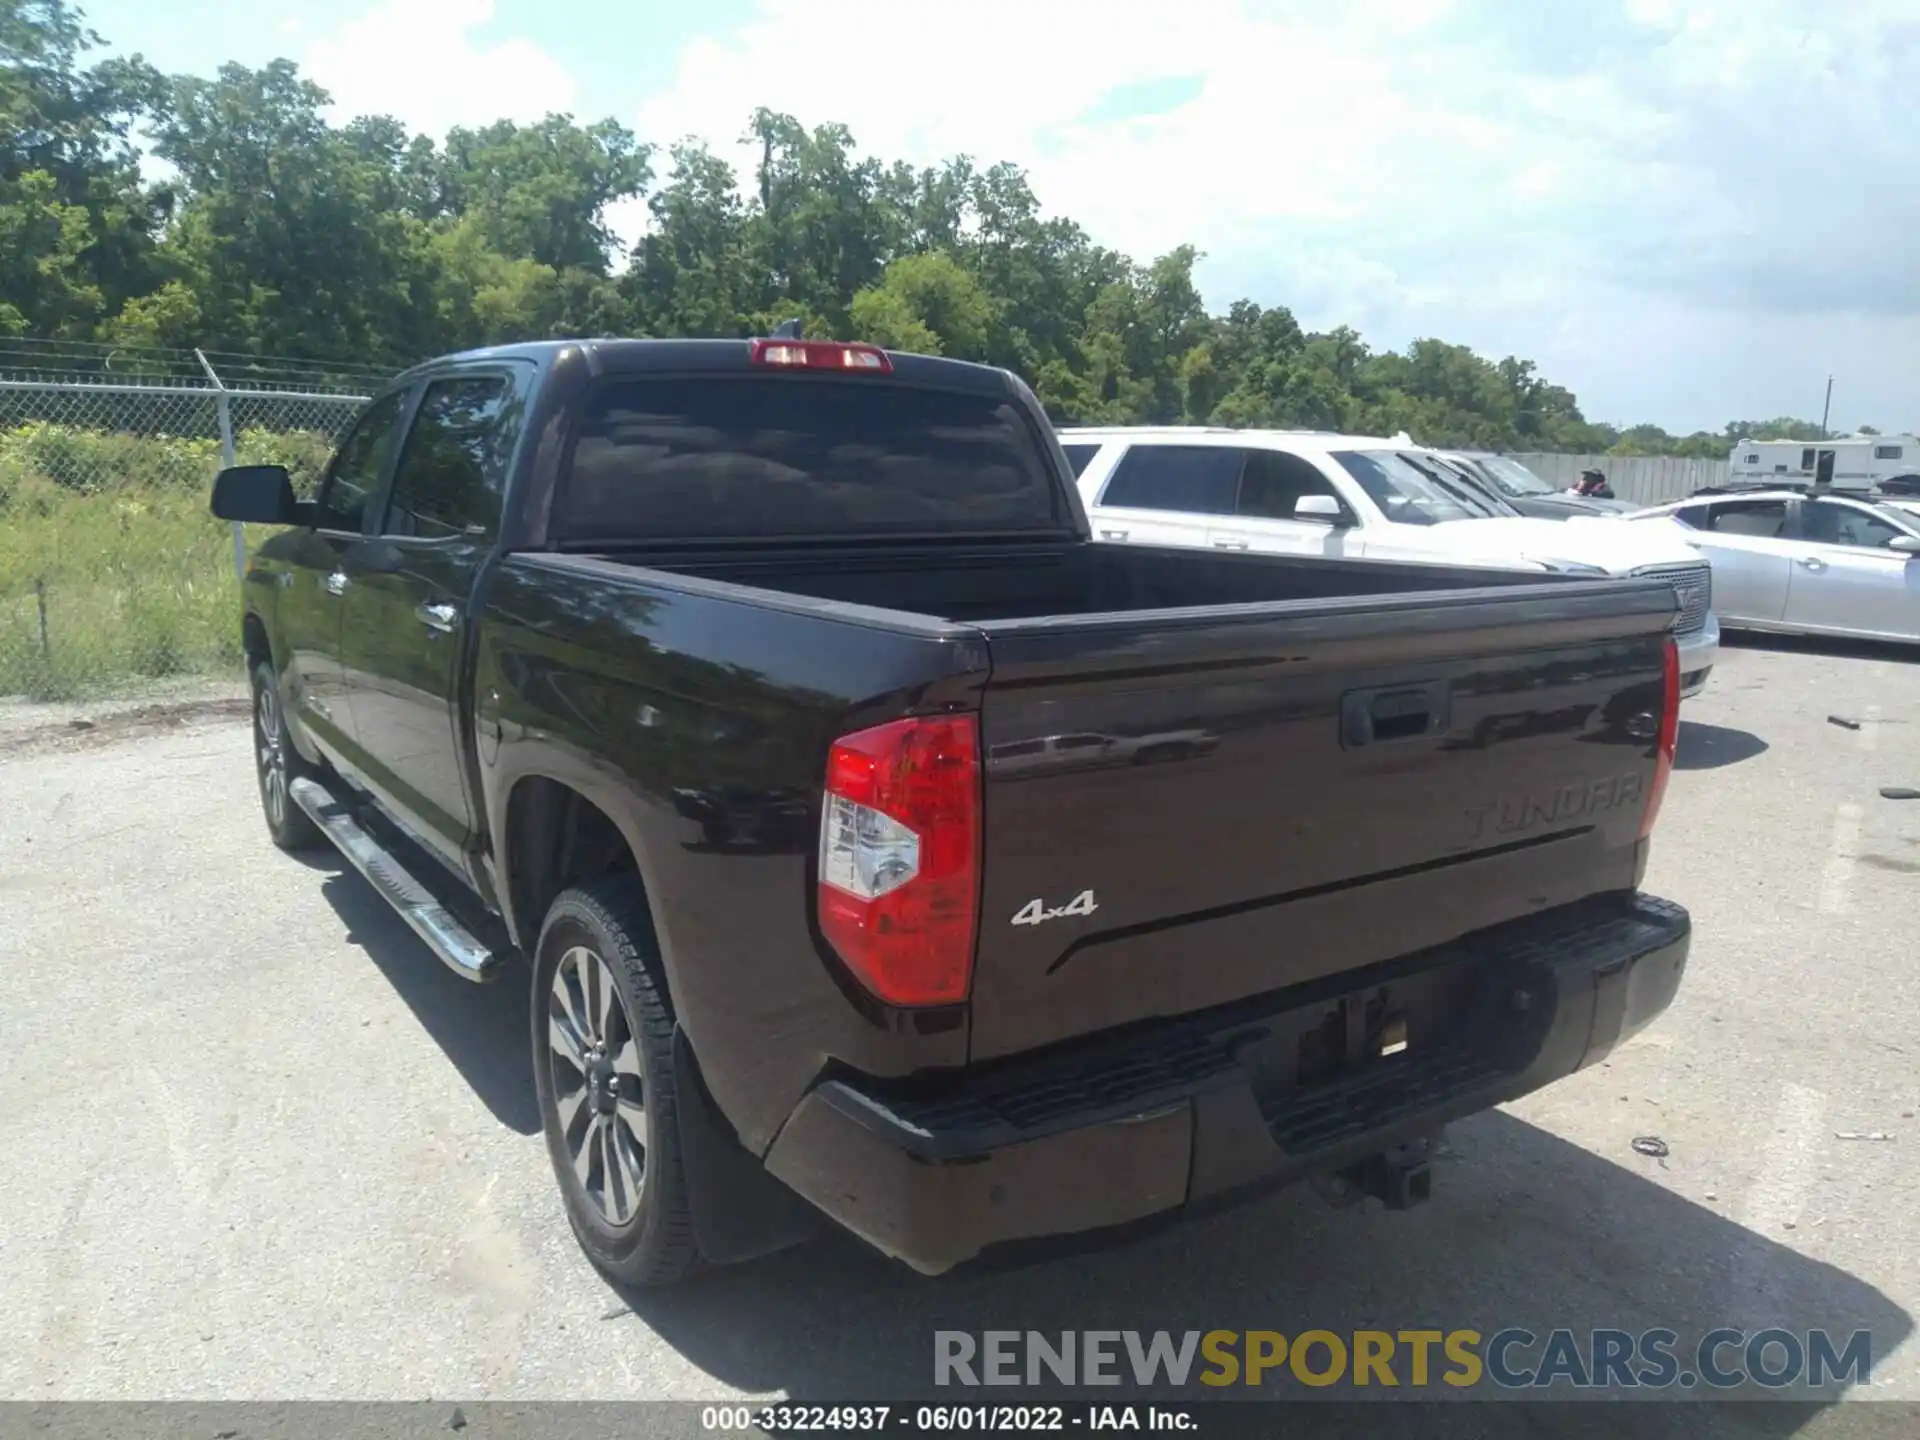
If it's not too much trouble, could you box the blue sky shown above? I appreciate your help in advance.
[78,0,754,131]
[80,0,1920,435]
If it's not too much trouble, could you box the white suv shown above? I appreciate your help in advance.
[1060,426,1720,698]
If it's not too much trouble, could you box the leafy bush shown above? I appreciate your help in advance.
[0,421,220,492]
[0,457,290,700]
[0,422,340,498]
[234,427,338,498]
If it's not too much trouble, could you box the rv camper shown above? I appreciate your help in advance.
[1727,434,1920,492]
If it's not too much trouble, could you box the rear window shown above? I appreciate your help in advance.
[553,377,1064,541]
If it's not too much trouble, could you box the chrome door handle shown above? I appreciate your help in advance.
[1099,528,1129,541]
[324,571,348,596]
[1797,558,1827,571]
[417,601,458,634]
[1212,538,1250,550]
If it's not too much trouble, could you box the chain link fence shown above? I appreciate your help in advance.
[1,340,380,702]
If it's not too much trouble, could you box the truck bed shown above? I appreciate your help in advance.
[507,541,1676,1068]
[569,535,1550,624]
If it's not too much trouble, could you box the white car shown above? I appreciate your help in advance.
[1059,426,1720,697]
[1623,487,1920,644]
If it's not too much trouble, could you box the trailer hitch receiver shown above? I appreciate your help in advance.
[1340,1139,1433,1211]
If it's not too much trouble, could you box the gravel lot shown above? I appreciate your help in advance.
[2,637,1917,1429]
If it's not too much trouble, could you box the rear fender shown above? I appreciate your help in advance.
[487,747,669,963]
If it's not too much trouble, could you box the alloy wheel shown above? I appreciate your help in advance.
[255,683,288,830]
[547,945,648,1225]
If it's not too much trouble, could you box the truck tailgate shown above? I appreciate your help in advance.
[970,579,1677,1060]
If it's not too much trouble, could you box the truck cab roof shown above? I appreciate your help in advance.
[393,337,1023,398]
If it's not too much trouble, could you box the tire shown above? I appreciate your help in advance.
[250,659,324,852]
[532,876,703,1288]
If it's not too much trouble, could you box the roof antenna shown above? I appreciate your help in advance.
[770,317,804,340]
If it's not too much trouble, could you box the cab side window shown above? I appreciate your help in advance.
[316,390,409,533]
[380,376,515,540]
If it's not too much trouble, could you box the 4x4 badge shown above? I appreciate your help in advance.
[1012,890,1098,926]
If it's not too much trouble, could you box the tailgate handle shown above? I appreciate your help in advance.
[1341,681,1450,748]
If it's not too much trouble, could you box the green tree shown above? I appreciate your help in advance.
[1723,417,1825,442]
[0,167,98,333]
[1609,423,1676,456]
[623,141,761,336]
[0,0,167,335]
[850,250,995,358]
[1668,432,1727,458]
[1202,303,1349,430]
[429,115,650,274]
[146,60,436,361]
[745,109,895,333]
[428,213,566,345]
[1350,340,1519,447]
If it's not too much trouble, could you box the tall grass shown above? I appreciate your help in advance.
[0,424,337,701]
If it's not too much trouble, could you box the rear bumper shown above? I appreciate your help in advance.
[764,894,1690,1275]
[1678,613,1719,698]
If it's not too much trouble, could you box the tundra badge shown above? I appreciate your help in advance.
[1012,890,1099,926]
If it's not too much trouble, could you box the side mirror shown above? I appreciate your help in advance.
[1295,494,1349,525]
[1888,535,1920,554]
[210,465,299,525]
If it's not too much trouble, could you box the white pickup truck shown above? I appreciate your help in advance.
[1061,426,1719,698]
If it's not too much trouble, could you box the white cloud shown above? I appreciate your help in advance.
[279,0,1917,426]
[635,0,1487,256]
[634,0,1920,429]
[304,0,577,140]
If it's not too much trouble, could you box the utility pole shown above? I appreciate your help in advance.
[1819,375,1833,439]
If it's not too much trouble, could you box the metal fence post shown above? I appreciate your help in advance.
[197,349,244,581]
[34,578,51,662]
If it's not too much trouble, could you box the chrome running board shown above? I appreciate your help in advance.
[289,775,500,983]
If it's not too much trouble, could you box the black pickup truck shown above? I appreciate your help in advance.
[212,336,1691,1287]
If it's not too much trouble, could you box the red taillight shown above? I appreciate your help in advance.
[1639,635,1681,839]
[750,338,893,374]
[818,715,980,1007]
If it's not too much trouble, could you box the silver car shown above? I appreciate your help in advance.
[1625,488,1920,643]
[1882,498,1920,523]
